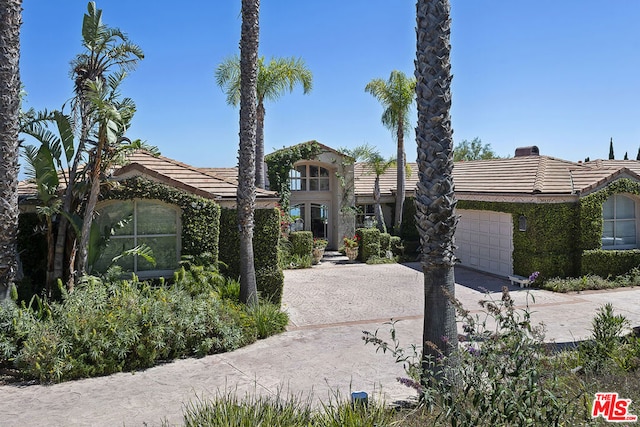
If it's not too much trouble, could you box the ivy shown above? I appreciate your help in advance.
[265,141,322,211]
[101,177,221,263]
[579,178,640,250]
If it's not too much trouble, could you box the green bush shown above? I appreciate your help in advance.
[390,236,404,256]
[1,262,288,383]
[379,232,391,257]
[218,208,284,304]
[289,231,313,257]
[581,249,640,278]
[257,266,285,305]
[356,228,380,262]
[400,197,419,239]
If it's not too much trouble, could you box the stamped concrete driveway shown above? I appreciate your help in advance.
[0,260,639,426]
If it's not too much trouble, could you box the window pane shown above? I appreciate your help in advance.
[602,198,614,219]
[309,179,318,191]
[320,167,329,177]
[296,165,306,177]
[319,178,330,191]
[616,220,636,245]
[290,178,301,191]
[137,201,177,234]
[93,237,134,273]
[138,237,178,271]
[96,201,134,235]
[616,195,635,219]
[289,168,301,179]
[309,165,319,177]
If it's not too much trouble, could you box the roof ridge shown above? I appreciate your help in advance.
[532,156,547,193]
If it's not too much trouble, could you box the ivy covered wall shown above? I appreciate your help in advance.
[103,177,221,263]
[457,200,580,279]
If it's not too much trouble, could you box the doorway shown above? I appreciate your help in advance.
[290,202,331,245]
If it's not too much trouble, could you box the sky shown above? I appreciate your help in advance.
[19,0,640,176]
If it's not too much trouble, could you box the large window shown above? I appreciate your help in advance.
[93,199,180,276]
[289,164,330,192]
[602,194,637,249]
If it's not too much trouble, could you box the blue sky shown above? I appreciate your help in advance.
[20,1,640,174]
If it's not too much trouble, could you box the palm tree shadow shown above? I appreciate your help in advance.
[401,262,519,293]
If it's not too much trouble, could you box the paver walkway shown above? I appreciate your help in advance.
[0,259,639,426]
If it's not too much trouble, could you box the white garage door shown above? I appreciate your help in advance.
[455,210,513,276]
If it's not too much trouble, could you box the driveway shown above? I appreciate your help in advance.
[0,261,638,426]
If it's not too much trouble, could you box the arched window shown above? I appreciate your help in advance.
[92,199,181,276]
[602,194,637,249]
[289,164,330,192]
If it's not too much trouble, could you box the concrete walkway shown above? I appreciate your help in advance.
[1,258,639,426]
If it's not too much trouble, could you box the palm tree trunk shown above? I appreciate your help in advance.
[0,0,22,300]
[238,0,260,306]
[373,177,386,234]
[394,120,406,233]
[415,0,458,386]
[255,102,265,189]
[76,130,105,279]
[53,107,90,287]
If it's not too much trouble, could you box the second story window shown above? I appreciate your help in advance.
[289,164,330,192]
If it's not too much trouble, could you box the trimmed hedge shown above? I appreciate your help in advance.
[390,236,403,256]
[400,198,419,240]
[356,228,380,262]
[289,231,313,257]
[581,249,640,278]
[218,208,284,304]
[379,233,391,257]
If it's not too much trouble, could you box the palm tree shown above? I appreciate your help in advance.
[0,0,22,300]
[237,0,260,306]
[415,0,458,385]
[362,152,396,234]
[216,55,312,189]
[365,70,415,233]
[53,1,143,286]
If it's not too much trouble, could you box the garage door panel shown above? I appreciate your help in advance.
[455,209,513,276]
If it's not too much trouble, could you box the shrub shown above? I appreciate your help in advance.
[356,227,380,262]
[289,231,313,257]
[364,288,570,426]
[2,261,288,383]
[581,249,640,278]
[257,266,285,305]
[390,236,404,256]
[379,232,391,257]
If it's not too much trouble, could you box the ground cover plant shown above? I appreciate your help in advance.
[542,267,640,292]
[0,260,288,383]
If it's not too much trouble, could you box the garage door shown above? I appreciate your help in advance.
[455,210,513,276]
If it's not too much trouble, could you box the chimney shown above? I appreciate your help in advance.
[514,146,540,157]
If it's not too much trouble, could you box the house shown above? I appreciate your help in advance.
[20,143,640,281]
[18,150,279,279]
[352,146,640,279]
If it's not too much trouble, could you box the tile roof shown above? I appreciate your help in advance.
[115,151,277,199]
[354,155,640,197]
[19,150,277,201]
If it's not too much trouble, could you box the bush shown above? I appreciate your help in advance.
[581,249,640,278]
[390,236,404,256]
[356,228,380,262]
[289,231,313,257]
[379,233,391,257]
[1,262,288,383]
[542,267,640,292]
[257,266,285,305]
[364,288,571,426]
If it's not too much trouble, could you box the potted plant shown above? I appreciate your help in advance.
[343,235,359,261]
[312,238,328,264]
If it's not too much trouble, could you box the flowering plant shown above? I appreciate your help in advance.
[343,235,359,249]
[313,238,328,249]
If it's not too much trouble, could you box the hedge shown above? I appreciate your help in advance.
[379,233,391,257]
[289,231,313,257]
[218,208,284,304]
[581,249,640,278]
[356,228,380,262]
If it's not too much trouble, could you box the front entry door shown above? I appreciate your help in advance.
[290,202,331,246]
